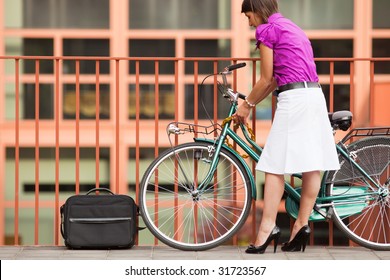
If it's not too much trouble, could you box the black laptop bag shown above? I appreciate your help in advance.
[60,188,138,249]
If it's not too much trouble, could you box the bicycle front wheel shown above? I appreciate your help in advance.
[139,142,253,251]
[326,136,390,250]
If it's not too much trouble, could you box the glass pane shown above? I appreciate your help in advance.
[279,0,354,29]
[5,38,53,74]
[129,0,231,29]
[59,0,109,29]
[185,39,231,74]
[5,0,109,29]
[63,84,110,120]
[128,84,175,120]
[4,0,23,28]
[184,84,230,120]
[373,39,390,74]
[22,84,54,119]
[311,39,353,75]
[373,0,390,29]
[63,39,110,74]
[129,40,176,74]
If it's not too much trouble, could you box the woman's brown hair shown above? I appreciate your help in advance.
[241,0,279,23]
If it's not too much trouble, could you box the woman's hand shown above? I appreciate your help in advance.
[233,102,252,125]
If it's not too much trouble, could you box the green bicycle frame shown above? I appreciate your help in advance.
[194,97,382,222]
[194,104,259,198]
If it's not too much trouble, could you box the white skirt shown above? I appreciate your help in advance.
[256,88,340,175]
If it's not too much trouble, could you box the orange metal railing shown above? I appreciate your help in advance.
[0,56,389,246]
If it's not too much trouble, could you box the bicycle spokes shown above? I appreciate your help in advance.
[139,142,252,251]
[326,136,390,250]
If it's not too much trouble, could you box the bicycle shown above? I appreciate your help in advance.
[139,63,390,251]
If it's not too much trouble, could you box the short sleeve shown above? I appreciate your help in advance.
[255,24,278,50]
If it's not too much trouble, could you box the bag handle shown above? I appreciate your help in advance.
[85,188,114,195]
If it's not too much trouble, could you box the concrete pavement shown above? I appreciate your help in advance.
[1,245,390,260]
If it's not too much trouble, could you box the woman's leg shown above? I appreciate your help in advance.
[254,172,285,246]
[288,170,321,240]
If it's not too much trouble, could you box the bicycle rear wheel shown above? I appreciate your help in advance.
[326,136,390,250]
[139,142,252,251]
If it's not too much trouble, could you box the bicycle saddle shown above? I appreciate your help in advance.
[328,110,353,131]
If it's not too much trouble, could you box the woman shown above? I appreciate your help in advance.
[234,0,340,253]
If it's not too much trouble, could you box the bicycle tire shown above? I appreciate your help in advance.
[139,142,253,251]
[325,136,390,250]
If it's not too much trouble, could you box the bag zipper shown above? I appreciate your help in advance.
[69,217,132,224]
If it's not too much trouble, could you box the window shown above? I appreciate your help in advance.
[129,40,176,75]
[128,84,175,120]
[279,0,354,30]
[373,39,390,74]
[4,39,53,120]
[5,0,109,29]
[185,39,231,74]
[63,39,110,74]
[23,84,54,120]
[2,83,53,120]
[63,84,110,120]
[373,0,390,29]
[184,84,230,120]
[5,38,54,74]
[310,39,353,75]
[129,0,231,29]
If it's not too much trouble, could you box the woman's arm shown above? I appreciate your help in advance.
[247,44,276,104]
[233,44,276,124]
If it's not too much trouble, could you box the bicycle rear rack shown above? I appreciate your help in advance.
[167,122,222,137]
[341,126,390,144]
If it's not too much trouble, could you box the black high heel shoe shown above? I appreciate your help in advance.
[281,225,311,252]
[245,226,281,254]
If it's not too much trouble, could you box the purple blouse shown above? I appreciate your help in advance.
[255,13,318,87]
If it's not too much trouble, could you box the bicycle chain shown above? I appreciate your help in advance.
[221,116,256,159]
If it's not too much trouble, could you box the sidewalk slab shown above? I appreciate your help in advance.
[1,245,390,260]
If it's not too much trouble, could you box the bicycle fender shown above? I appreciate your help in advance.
[194,138,257,199]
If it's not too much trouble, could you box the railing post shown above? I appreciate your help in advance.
[34,59,40,245]
[14,59,20,246]
[54,58,60,245]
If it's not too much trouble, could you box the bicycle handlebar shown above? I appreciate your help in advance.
[219,63,247,101]
[226,62,246,72]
